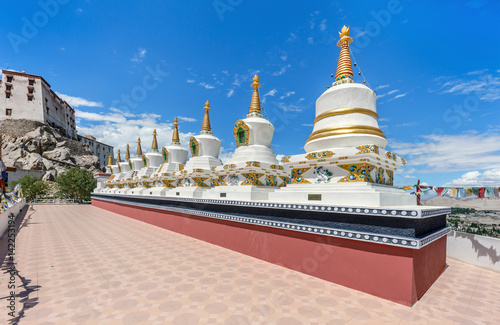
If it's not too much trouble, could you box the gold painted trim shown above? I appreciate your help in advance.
[306,125,386,144]
[314,108,378,124]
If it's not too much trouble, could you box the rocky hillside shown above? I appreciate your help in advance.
[0,119,103,181]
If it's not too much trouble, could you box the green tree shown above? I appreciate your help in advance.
[11,174,49,201]
[55,167,96,202]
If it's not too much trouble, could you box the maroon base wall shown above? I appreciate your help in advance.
[93,198,447,306]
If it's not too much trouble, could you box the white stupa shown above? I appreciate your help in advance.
[173,101,222,198]
[269,25,415,207]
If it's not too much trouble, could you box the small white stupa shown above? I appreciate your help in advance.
[208,75,289,200]
[150,118,189,195]
[173,101,222,197]
[135,130,165,194]
[269,25,414,207]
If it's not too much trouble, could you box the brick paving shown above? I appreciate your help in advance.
[0,204,499,324]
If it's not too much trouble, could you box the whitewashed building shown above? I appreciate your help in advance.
[77,135,114,168]
[0,69,113,168]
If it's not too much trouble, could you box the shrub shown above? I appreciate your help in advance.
[55,167,96,202]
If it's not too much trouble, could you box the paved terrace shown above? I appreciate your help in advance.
[0,205,499,325]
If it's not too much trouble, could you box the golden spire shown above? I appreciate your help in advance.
[136,137,143,156]
[116,149,122,163]
[201,101,213,134]
[334,25,354,84]
[107,154,113,166]
[151,129,158,151]
[125,144,131,161]
[172,117,180,144]
[248,75,262,117]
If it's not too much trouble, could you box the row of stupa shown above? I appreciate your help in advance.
[97,26,415,206]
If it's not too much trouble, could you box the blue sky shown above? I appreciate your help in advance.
[1,0,499,187]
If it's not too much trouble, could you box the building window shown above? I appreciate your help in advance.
[6,108,12,116]
[6,76,13,83]
[28,95,34,101]
[46,107,49,114]
[28,88,34,94]
[6,85,12,91]
[6,92,10,99]
[29,79,35,86]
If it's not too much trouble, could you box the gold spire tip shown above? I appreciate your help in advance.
[151,129,158,151]
[125,144,130,160]
[107,154,113,166]
[248,75,262,116]
[334,25,354,84]
[201,101,212,134]
[136,137,143,156]
[172,117,180,143]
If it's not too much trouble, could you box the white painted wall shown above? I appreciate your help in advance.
[447,231,500,272]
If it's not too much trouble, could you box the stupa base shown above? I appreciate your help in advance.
[92,193,449,306]
[268,182,416,207]
[204,185,277,200]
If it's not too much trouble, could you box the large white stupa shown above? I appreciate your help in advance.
[268,25,414,206]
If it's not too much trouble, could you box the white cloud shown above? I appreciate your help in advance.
[387,89,399,95]
[177,116,197,122]
[199,82,215,89]
[319,19,327,31]
[396,122,417,127]
[280,91,295,99]
[375,84,389,90]
[377,89,399,99]
[273,64,291,76]
[57,93,103,108]
[227,89,234,98]
[276,102,303,112]
[130,47,147,63]
[76,109,195,156]
[264,89,277,97]
[390,132,500,174]
[445,169,500,186]
[287,33,297,43]
[302,123,313,127]
[436,71,500,102]
[388,92,408,101]
[281,55,287,61]
[186,79,195,83]
[307,37,314,44]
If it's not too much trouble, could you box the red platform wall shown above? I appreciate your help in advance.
[93,198,446,306]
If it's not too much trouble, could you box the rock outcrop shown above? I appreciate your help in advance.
[1,119,103,179]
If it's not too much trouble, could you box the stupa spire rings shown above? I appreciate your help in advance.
[248,75,263,118]
[116,149,122,163]
[334,25,354,86]
[151,129,159,152]
[201,101,213,135]
[107,154,113,166]
[136,137,143,156]
[125,144,131,161]
[172,117,180,144]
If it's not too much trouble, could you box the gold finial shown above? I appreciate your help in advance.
[201,101,213,134]
[136,137,143,156]
[334,25,354,84]
[116,149,122,163]
[125,144,130,161]
[151,129,158,151]
[172,117,180,144]
[107,154,113,166]
[248,75,262,117]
